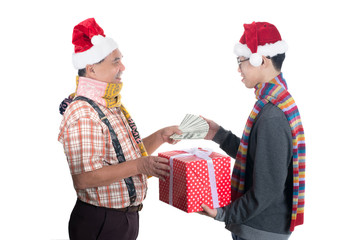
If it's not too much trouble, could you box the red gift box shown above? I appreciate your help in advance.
[159,148,231,213]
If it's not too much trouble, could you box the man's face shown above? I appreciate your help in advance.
[237,56,262,89]
[89,49,125,84]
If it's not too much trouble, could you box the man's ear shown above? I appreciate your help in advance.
[261,56,271,67]
[85,64,95,77]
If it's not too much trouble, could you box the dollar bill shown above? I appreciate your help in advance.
[170,114,209,140]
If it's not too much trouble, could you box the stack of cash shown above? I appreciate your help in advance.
[170,114,209,140]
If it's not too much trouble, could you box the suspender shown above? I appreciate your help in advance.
[75,96,137,204]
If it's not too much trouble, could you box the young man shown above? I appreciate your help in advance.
[200,22,306,240]
[58,18,181,240]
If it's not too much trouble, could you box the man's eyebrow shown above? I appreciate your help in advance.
[113,56,123,62]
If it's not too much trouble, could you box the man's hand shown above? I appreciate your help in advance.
[143,126,182,155]
[201,116,220,140]
[198,204,218,218]
[136,156,170,180]
[159,125,182,144]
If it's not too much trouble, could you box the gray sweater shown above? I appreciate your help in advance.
[213,103,293,240]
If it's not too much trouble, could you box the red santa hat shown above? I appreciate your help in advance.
[234,22,288,67]
[72,18,118,69]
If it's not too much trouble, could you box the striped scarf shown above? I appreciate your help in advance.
[231,73,305,231]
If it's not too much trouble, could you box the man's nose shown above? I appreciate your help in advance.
[119,62,125,72]
[238,66,242,73]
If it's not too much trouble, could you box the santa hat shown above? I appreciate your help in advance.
[234,22,288,67]
[72,18,118,69]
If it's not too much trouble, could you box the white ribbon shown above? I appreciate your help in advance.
[169,148,220,209]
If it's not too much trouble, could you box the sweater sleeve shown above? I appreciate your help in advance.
[212,126,241,159]
[216,113,292,225]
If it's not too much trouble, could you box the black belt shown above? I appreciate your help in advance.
[77,199,143,212]
[114,203,143,212]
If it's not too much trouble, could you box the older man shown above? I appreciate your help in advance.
[58,18,181,240]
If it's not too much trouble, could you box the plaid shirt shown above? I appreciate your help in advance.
[58,100,147,208]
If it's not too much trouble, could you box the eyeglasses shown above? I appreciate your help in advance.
[237,57,249,66]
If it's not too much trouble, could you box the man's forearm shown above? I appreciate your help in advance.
[72,160,138,190]
[213,126,240,159]
[142,130,164,155]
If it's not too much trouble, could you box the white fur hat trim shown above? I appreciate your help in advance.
[72,35,118,69]
[234,40,288,67]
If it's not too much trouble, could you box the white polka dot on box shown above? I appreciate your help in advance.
[159,148,231,213]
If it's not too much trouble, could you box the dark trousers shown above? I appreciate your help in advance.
[69,199,139,240]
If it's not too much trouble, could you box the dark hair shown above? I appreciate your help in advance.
[78,68,86,77]
[270,53,285,72]
[77,58,105,77]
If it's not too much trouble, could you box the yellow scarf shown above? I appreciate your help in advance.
[73,76,148,157]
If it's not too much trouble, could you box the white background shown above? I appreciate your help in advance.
[1,0,359,239]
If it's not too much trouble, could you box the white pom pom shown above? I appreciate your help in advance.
[249,53,262,67]
[91,35,105,45]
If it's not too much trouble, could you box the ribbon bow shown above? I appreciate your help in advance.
[183,148,212,161]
